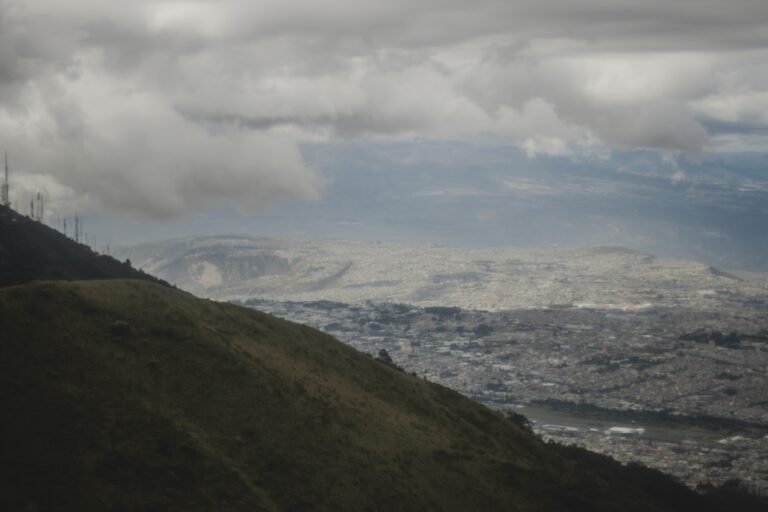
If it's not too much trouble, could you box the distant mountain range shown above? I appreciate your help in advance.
[2,205,766,511]
[117,235,765,311]
[217,142,768,272]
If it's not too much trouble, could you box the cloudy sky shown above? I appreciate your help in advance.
[1,0,768,263]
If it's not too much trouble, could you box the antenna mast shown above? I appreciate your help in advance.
[1,151,9,207]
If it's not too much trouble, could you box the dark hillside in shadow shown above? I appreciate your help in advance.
[0,205,165,287]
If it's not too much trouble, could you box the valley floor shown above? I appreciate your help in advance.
[246,297,768,493]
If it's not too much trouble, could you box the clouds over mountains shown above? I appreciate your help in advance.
[1,0,767,216]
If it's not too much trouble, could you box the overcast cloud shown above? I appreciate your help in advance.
[1,0,767,217]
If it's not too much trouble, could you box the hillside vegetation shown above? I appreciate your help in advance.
[2,278,761,511]
[1,207,764,511]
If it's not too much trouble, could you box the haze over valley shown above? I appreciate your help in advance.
[120,236,767,311]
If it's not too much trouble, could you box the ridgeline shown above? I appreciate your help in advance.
[0,205,165,287]
[0,206,764,511]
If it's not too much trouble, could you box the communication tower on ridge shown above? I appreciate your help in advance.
[1,150,9,207]
[37,192,44,223]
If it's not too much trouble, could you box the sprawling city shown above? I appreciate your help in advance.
[120,235,768,493]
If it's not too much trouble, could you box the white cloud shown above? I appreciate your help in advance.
[1,0,767,216]
[0,61,322,218]
[693,90,768,126]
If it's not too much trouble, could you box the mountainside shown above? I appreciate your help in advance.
[2,215,766,511]
[0,205,164,287]
[117,235,766,311]
[1,278,756,512]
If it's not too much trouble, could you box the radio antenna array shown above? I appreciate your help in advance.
[1,150,9,207]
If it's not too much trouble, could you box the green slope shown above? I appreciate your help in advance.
[1,278,748,512]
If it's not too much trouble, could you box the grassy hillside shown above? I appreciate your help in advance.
[2,279,758,511]
[0,205,164,287]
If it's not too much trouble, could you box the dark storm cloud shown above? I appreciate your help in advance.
[0,0,766,216]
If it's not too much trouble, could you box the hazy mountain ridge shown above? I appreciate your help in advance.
[119,236,767,311]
